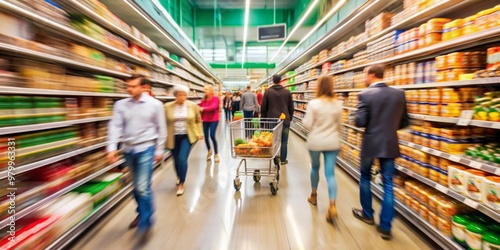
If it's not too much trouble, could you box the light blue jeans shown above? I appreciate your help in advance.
[124,146,155,232]
[309,150,339,201]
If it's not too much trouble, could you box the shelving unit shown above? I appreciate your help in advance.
[285,1,500,247]
[0,0,214,247]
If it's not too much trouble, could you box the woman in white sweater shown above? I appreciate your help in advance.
[302,75,343,224]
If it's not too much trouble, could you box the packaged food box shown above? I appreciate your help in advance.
[483,176,500,211]
[464,169,487,201]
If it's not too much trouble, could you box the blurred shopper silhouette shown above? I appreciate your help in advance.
[199,85,220,163]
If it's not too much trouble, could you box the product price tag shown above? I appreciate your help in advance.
[470,161,482,169]
[422,147,431,153]
[435,184,448,194]
[464,198,479,209]
[450,155,461,162]
[407,171,414,177]
[407,142,415,147]
[457,110,474,126]
[495,168,500,176]
[411,114,425,120]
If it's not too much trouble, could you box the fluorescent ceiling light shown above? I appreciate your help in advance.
[269,0,321,62]
[122,0,219,82]
[241,0,251,68]
[272,0,380,77]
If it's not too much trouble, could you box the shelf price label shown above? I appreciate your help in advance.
[457,110,474,126]
[435,184,449,194]
[449,155,461,162]
[470,161,482,169]
[422,147,431,153]
[464,198,479,209]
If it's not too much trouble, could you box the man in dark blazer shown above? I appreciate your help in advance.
[352,64,410,240]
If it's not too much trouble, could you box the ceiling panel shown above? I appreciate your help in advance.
[190,0,299,9]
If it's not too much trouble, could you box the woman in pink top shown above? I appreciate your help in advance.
[199,85,220,163]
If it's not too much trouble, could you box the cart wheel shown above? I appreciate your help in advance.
[270,182,278,195]
[234,179,242,191]
[253,170,261,182]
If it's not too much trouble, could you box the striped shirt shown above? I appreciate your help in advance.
[173,103,188,135]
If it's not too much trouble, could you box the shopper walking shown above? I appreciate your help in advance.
[165,85,203,196]
[261,75,294,165]
[352,64,410,240]
[222,92,233,122]
[231,92,241,118]
[240,86,259,138]
[200,85,220,163]
[256,88,263,117]
[302,75,342,223]
[106,74,166,238]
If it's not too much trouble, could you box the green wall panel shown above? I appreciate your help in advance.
[210,62,275,69]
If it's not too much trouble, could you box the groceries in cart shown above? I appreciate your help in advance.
[234,131,273,157]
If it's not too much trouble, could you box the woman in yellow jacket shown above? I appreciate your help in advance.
[165,85,203,196]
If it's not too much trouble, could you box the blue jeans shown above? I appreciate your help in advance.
[309,150,339,201]
[203,121,219,154]
[124,146,155,232]
[360,157,395,231]
[224,108,232,121]
[172,135,192,184]
[281,126,290,162]
[243,110,254,138]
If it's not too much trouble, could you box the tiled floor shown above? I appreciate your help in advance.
[72,120,437,250]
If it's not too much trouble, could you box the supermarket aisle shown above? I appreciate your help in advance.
[72,121,437,250]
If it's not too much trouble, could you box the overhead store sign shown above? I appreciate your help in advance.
[257,24,286,42]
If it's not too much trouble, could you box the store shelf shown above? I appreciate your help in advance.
[335,77,500,93]
[295,108,307,113]
[340,139,361,151]
[0,86,129,98]
[45,151,171,250]
[293,115,303,120]
[409,114,500,129]
[342,123,364,132]
[291,90,315,93]
[0,142,107,180]
[290,126,307,140]
[0,1,159,68]
[0,116,111,136]
[394,165,500,222]
[286,76,319,86]
[0,158,125,229]
[293,99,310,103]
[336,157,464,250]
[329,26,500,76]
[0,42,130,78]
[343,106,357,111]
[399,140,500,175]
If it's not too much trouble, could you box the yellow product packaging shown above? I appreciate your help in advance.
[462,15,477,35]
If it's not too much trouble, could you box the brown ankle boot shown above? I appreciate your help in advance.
[326,204,337,223]
[307,193,317,206]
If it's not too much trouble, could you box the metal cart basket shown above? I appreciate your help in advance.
[229,118,283,195]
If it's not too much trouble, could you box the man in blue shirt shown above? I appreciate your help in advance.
[107,75,166,239]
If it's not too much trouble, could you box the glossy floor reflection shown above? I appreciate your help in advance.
[72,120,437,250]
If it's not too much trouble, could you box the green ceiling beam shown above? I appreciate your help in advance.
[234,41,298,46]
[210,62,275,69]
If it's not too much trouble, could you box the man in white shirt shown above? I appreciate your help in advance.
[107,75,166,239]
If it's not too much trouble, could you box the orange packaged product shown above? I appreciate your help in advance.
[447,52,468,68]
[438,217,453,236]
[429,155,439,166]
[427,18,452,33]
[429,89,443,102]
[447,69,475,81]
[418,89,429,102]
[405,194,413,207]
[439,171,449,186]
[430,167,440,182]
[463,15,477,36]
[469,52,485,68]
[465,169,487,201]
[476,9,494,31]
[425,33,442,46]
[420,204,429,221]
[429,194,441,212]
[429,211,438,227]
[436,55,448,70]
[429,103,441,116]
[436,70,447,82]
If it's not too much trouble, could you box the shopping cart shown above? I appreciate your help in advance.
[229,118,283,195]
